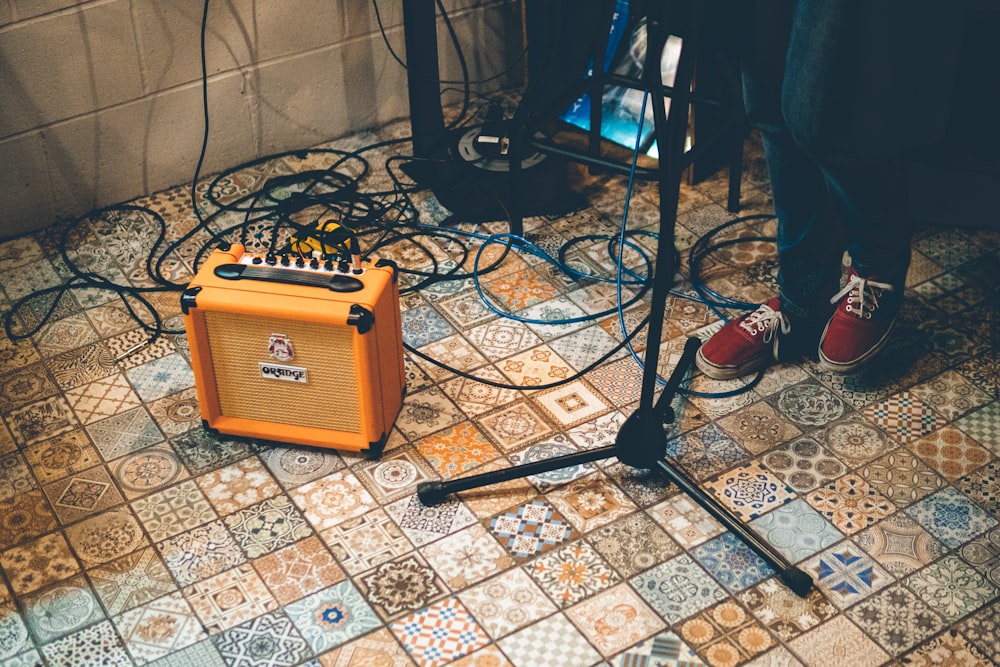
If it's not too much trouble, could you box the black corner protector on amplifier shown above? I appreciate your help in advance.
[181,286,202,314]
[216,241,232,251]
[201,419,219,435]
[348,305,374,333]
[375,258,399,281]
[365,432,388,459]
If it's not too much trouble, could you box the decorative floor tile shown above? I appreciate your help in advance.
[609,630,706,667]
[739,578,836,642]
[565,583,666,657]
[184,564,278,634]
[473,401,555,453]
[665,423,751,482]
[401,303,456,348]
[817,416,894,468]
[705,462,796,520]
[22,430,102,485]
[487,499,578,561]
[7,396,80,448]
[132,479,217,542]
[168,430,255,476]
[41,465,126,526]
[855,448,946,508]
[22,575,105,643]
[787,615,889,667]
[110,443,191,500]
[546,474,638,533]
[420,523,514,590]
[954,402,1000,455]
[64,374,143,426]
[457,567,556,640]
[799,541,893,610]
[959,525,1000,589]
[897,628,993,667]
[588,511,680,578]
[761,437,847,494]
[716,400,803,455]
[910,370,992,421]
[146,387,202,437]
[251,535,344,607]
[955,458,1000,516]
[0,603,34,666]
[0,364,59,414]
[496,612,602,667]
[677,599,775,666]
[464,320,543,363]
[440,369,523,421]
[691,532,776,593]
[772,382,847,429]
[39,619,133,667]
[803,474,895,536]
[389,596,491,666]
[86,406,165,461]
[415,422,502,480]
[357,552,445,619]
[258,446,344,490]
[213,610,312,667]
[748,500,844,563]
[65,507,148,567]
[853,512,947,577]
[394,387,465,441]
[354,447,437,504]
[385,493,478,548]
[321,509,413,577]
[905,487,998,549]
[506,437,597,491]
[647,493,725,549]
[863,392,941,445]
[907,425,993,481]
[585,355,646,407]
[113,590,206,664]
[88,546,177,616]
[224,494,312,559]
[291,470,378,534]
[904,554,997,622]
[527,539,620,607]
[530,379,612,429]
[196,457,281,516]
[631,554,728,625]
[845,584,946,657]
[157,520,247,587]
[124,354,194,403]
[957,598,1000,664]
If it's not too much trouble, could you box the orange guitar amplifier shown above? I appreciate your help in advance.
[181,243,405,456]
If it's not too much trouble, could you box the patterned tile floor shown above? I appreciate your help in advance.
[0,120,998,667]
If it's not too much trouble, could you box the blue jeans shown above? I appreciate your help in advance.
[742,0,912,320]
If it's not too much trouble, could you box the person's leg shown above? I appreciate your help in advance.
[695,2,843,380]
[781,1,913,372]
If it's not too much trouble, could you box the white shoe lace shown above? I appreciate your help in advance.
[830,274,894,320]
[739,302,791,342]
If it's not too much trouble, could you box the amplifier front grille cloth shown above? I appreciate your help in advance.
[204,311,361,432]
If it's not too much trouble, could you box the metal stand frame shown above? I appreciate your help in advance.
[417,0,813,598]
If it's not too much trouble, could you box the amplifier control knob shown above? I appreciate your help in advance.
[265,253,277,266]
[310,257,319,269]
[323,259,334,271]
[280,254,290,267]
[252,256,263,264]
[295,257,305,268]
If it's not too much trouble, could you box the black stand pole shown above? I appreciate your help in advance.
[417,1,813,599]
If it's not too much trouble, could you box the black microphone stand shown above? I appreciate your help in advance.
[417,1,812,598]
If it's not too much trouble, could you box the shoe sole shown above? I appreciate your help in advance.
[695,347,770,381]
[816,319,896,374]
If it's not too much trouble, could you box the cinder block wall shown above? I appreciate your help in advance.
[0,0,523,239]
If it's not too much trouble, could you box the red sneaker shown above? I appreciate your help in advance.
[818,269,900,373]
[696,298,793,380]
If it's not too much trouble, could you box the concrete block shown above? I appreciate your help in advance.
[0,1,144,136]
[133,0,347,92]
[45,71,255,222]
[0,131,54,240]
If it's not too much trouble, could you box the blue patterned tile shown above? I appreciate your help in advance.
[609,630,705,666]
[402,304,456,348]
[284,580,381,654]
[905,487,998,548]
[691,532,776,592]
[665,423,751,482]
[631,554,728,624]
[124,354,194,402]
[800,541,893,609]
[748,500,845,563]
